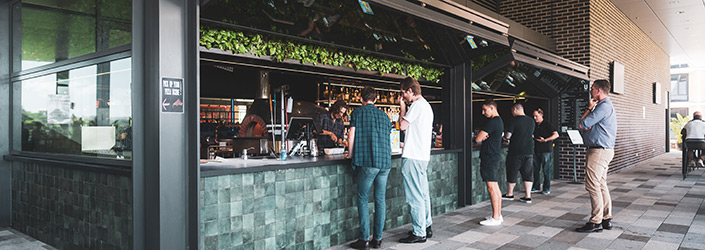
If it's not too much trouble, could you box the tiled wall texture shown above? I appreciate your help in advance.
[495,0,670,178]
[470,148,528,205]
[199,153,458,250]
[12,162,132,250]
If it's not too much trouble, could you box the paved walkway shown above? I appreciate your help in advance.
[0,228,55,250]
[328,152,705,250]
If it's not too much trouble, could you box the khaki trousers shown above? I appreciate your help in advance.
[585,148,614,224]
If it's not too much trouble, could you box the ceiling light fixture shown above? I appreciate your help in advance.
[669,0,680,4]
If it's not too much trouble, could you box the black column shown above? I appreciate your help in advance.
[451,63,471,206]
[0,0,11,228]
[132,0,200,249]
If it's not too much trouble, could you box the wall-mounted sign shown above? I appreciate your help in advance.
[162,78,184,113]
[653,82,661,104]
[611,61,624,94]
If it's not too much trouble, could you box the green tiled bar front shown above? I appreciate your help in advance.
[11,162,133,250]
[199,152,458,249]
[470,148,527,205]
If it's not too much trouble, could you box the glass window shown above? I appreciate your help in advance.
[13,0,131,72]
[671,74,688,102]
[17,57,132,159]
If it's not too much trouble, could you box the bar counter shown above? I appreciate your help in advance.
[198,149,460,249]
[200,148,457,176]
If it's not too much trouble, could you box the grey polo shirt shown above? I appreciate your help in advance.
[684,119,705,140]
[580,97,617,149]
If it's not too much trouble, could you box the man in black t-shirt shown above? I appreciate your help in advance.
[532,108,559,195]
[502,103,535,203]
[476,100,504,226]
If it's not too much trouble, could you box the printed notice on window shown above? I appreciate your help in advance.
[47,94,71,124]
[161,77,184,113]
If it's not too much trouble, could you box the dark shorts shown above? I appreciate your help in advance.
[686,140,705,150]
[506,154,534,183]
[480,156,501,182]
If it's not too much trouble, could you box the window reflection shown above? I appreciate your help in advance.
[19,57,132,159]
[13,0,131,71]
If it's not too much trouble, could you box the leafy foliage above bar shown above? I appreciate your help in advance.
[199,26,444,82]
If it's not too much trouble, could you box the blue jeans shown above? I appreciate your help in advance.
[532,152,552,191]
[357,166,390,241]
[401,158,432,237]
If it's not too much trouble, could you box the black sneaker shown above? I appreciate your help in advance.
[398,234,426,243]
[601,219,612,230]
[501,194,514,200]
[519,197,532,203]
[407,226,432,238]
[575,222,603,233]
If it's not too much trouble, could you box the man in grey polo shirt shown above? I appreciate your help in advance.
[576,79,617,233]
[683,111,705,167]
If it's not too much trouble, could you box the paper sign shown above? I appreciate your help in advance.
[81,126,116,151]
[566,130,584,145]
[47,94,71,124]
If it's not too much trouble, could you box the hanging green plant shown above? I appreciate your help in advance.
[200,26,444,82]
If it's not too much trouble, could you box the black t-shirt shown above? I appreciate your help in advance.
[506,115,535,155]
[480,116,504,159]
[534,120,557,153]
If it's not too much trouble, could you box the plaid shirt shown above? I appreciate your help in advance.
[350,104,392,169]
[317,113,345,149]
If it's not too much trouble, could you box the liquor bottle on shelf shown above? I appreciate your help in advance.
[336,87,345,100]
[323,85,330,100]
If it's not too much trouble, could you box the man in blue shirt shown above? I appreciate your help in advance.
[347,86,392,249]
[576,79,617,233]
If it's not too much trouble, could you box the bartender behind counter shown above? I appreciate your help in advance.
[317,100,348,150]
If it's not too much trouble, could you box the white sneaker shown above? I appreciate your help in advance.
[698,159,704,167]
[480,216,503,226]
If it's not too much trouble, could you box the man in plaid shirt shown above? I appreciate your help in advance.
[346,86,392,249]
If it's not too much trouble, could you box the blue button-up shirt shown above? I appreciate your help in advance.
[580,97,617,149]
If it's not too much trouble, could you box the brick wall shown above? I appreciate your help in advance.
[588,0,670,171]
[500,0,591,66]
[495,0,670,178]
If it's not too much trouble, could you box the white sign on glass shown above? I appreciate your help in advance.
[81,126,116,151]
[47,94,71,124]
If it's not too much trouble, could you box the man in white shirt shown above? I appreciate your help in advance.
[683,111,705,167]
[397,77,434,244]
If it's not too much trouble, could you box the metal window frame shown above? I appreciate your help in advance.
[670,74,688,102]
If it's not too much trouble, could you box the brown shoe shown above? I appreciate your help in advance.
[350,239,370,249]
[370,239,382,248]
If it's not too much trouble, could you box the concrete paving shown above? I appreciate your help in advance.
[328,152,705,250]
[0,228,55,250]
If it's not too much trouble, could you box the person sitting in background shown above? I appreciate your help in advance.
[317,100,347,150]
[683,111,705,167]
